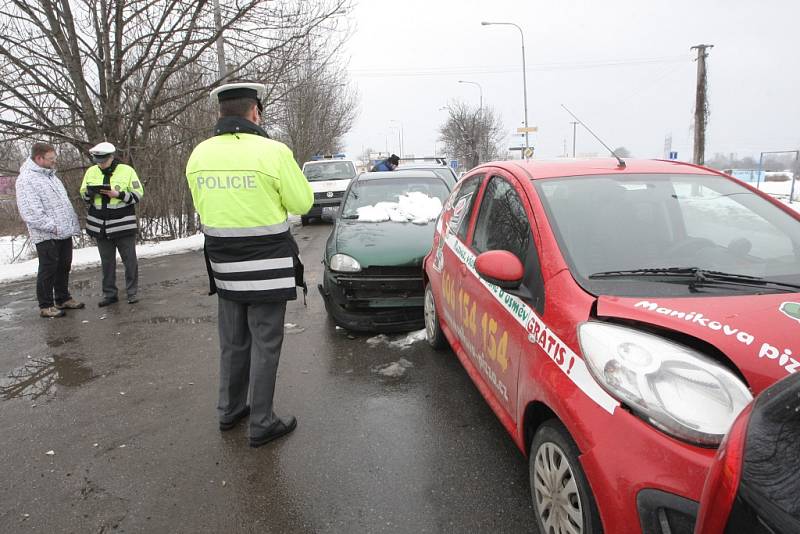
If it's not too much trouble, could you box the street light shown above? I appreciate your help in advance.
[481,21,530,156]
[389,119,404,157]
[457,80,483,110]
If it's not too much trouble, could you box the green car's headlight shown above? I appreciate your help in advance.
[578,322,752,446]
[330,254,361,273]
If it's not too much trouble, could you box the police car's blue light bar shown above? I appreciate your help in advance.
[311,153,347,161]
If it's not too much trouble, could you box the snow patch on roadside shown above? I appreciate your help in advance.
[366,329,427,350]
[357,192,442,224]
[0,233,204,283]
[375,358,414,377]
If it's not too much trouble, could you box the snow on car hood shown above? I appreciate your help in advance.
[357,192,443,224]
[596,293,800,394]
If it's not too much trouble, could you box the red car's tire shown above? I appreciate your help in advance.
[530,420,603,534]
[424,284,447,350]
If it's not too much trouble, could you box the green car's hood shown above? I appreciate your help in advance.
[330,220,436,268]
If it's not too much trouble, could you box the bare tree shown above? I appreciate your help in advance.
[0,0,354,238]
[0,1,351,156]
[438,101,505,171]
[273,59,359,165]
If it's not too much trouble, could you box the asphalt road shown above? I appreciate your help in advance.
[0,221,537,533]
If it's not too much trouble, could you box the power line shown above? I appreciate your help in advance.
[349,55,687,78]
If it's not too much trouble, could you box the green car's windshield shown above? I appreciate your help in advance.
[303,161,356,181]
[341,177,450,219]
[535,173,800,296]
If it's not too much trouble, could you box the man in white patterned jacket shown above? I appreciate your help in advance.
[15,142,85,318]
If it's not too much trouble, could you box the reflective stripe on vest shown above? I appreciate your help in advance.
[202,221,289,237]
[210,257,293,273]
[214,277,296,292]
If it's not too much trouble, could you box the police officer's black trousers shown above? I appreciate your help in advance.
[217,296,287,437]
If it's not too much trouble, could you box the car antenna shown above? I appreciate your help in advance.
[561,104,626,169]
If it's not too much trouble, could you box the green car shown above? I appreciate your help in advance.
[319,170,452,332]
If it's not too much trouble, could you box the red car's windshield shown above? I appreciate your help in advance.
[535,173,800,296]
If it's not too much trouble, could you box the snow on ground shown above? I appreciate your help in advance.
[375,358,414,378]
[357,192,442,224]
[755,179,799,201]
[0,215,302,283]
[0,235,29,264]
[0,233,204,283]
[367,329,427,349]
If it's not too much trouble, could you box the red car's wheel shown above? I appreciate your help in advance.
[530,420,603,534]
[424,284,447,350]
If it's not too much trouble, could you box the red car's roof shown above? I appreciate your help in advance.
[481,158,721,180]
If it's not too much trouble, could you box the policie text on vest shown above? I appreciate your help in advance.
[196,175,257,190]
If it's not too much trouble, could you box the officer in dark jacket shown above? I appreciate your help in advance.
[371,153,400,172]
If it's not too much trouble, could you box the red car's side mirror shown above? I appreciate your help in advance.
[475,250,524,289]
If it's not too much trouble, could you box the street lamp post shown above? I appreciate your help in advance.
[389,119,404,157]
[482,21,529,156]
[457,80,483,110]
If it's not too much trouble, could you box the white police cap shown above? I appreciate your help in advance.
[209,82,266,105]
[89,141,116,156]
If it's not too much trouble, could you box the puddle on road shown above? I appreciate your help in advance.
[0,354,95,401]
[143,315,214,325]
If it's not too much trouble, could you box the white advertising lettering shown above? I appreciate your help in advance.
[444,233,618,414]
[634,300,798,376]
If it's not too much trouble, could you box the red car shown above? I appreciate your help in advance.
[422,159,800,534]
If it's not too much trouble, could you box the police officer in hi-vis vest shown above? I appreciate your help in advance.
[186,82,313,448]
[80,142,144,306]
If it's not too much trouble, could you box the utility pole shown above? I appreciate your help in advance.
[570,121,578,157]
[691,44,713,165]
[213,0,228,81]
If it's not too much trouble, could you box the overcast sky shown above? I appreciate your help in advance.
[341,0,800,163]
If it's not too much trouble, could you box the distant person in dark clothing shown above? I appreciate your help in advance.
[371,154,399,172]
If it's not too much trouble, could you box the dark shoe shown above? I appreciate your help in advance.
[219,406,250,431]
[127,295,139,304]
[40,307,65,318]
[55,298,85,310]
[249,416,297,448]
[98,297,119,307]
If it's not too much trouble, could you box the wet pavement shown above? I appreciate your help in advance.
[0,222,536,533]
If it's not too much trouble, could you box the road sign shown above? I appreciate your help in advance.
[449,159,458,170]
[668,151,678,160]
[523,147,534,158]
[516,126,538,133]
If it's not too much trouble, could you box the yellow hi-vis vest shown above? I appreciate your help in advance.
[186,133,312,236]
[79,162,143,238]
[186,132,313,302]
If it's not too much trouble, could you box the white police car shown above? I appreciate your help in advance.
[301,154,358,225]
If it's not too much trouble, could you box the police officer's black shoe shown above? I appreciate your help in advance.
[127,295,139,304]
[98,296,119,307]
[219,405,250,431]
[249,416,297,448]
